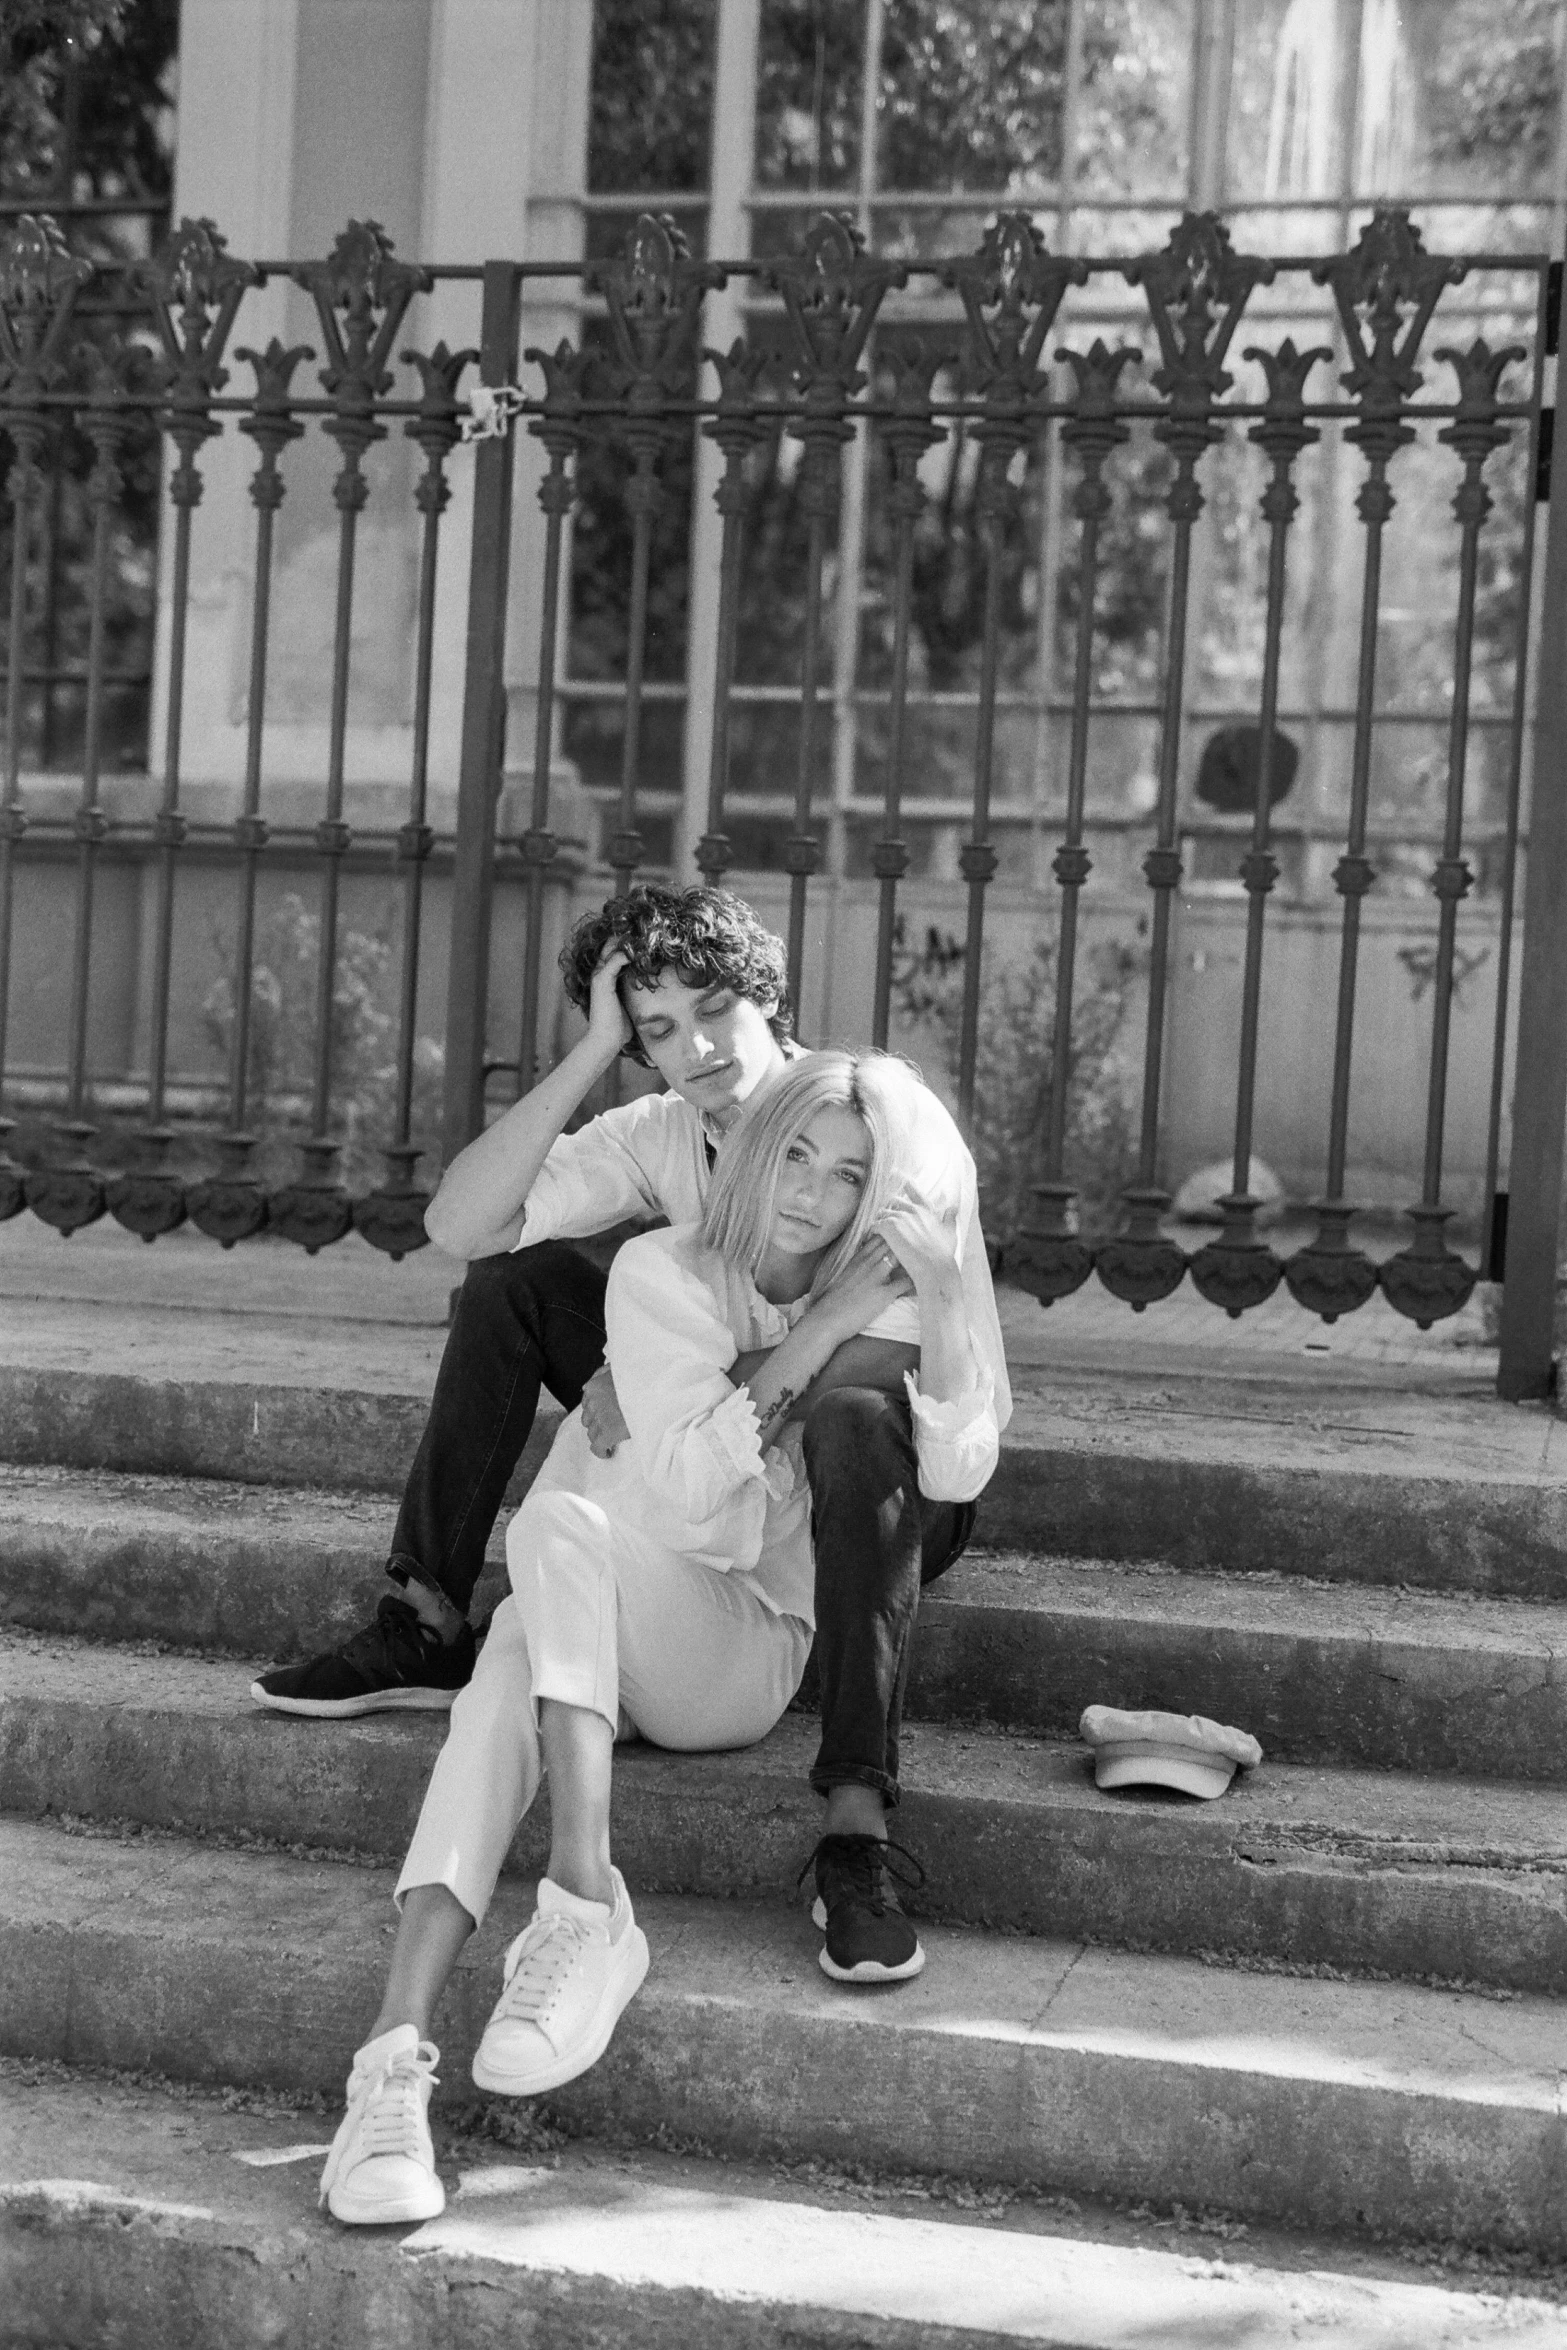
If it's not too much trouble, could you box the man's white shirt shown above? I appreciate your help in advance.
[510,1077,1012,1430]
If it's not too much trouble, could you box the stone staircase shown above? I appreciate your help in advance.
[5,1267,1567,2345]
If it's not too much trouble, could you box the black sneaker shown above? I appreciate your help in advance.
[249,1597,476,1718]
[800,1833,926,1985]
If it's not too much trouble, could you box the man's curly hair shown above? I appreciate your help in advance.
[559,884,793,1067]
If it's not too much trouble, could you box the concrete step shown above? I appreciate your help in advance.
[7,2071,1565,2350]
[6,1312,1567,1596]
[5,1817,1566,2256]
[0,1463,513,1662]
[918,1552,1567,1778]
[6,1467,1567,1778]
[5,1636,1567,1991]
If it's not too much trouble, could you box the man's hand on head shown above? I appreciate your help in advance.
[582,1365,629,1458]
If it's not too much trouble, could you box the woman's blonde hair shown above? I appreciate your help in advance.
[701,1050,916,1296]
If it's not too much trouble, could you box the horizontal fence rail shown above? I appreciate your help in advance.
[0,202,1556,1358]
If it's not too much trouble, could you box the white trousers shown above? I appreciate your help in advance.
[395,1484,812,1927]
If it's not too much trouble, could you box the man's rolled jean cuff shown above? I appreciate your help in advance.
[386,1553,466,1622]
[809,1762,900,1809]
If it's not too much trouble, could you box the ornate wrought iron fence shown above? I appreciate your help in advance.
[0,201,1561,1394]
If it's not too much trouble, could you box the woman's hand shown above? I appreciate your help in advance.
[815,1232,915,1340]
[876,1188,962,1295]
[586,944,632,1063]
[581,1365,629,1458]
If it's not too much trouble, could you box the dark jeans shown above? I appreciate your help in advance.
[390,1242,975,1807]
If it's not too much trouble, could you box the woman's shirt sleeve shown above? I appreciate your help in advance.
[904,1367,999,1504]
[604,1233,786,1532]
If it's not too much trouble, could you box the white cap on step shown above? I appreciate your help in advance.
[1079,1705,1263,1800]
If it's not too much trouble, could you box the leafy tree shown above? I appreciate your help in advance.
[587,0,717,194]
[1,0,175,241]
[1423,0,1560,185]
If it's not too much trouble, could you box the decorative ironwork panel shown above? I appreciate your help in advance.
[0,194,1549,1397]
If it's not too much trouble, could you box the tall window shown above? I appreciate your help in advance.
[0,4,179,774]
[560,0,1562,899]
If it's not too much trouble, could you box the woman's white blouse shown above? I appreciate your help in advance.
[567,1224,1000,1628]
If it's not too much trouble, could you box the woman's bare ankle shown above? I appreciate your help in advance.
[366,2006,428,2046]
[545,1853,615,1907]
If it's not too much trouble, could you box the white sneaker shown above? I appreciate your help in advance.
[319,2024,446,2225]
[471,1868,649,2097]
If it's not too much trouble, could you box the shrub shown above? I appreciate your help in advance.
[888,917,1141,1251]
[202,894,444,1191]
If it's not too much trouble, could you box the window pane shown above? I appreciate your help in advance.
[1056,427,1174,705]
[732,402,844,688]
[756,0,866,190]
[725,700,804,799]
[588,0,717,193]
[567,323,698,686]
[859,331,1048,701]
[854,701,1039,811]
[561,699,687,801]
[584,202,709,262]
[877,0,1069,193]
[866,203,1014,265]
[1228,0,1564,211]
[1075,0,1194,199]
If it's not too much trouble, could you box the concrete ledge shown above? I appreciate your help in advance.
[5,1641,1567,1991]
[9,2075,1563,2350]
[7,1470,1567,1777]
[4,1819,1566,2254]
[6,1350,1567,1595]
[982,1391,1567,1597]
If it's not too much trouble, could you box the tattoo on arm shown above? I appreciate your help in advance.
[756,1385,797,1444]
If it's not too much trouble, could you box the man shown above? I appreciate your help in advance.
[254,884,1011,1983]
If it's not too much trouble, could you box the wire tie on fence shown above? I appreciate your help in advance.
[460,384,528,443]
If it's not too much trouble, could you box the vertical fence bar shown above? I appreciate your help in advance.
[786,503,831,1007]
[1097,212,1269,1308]
[110,219,255,1240]
[601,228,715,897]
[590,218,718,1106]
[0,406,37,1226]
[1478,268,1548,1288]
[353,337,476,1257]
[1189,337,1328,1315]
[942,217,1083,1137]
[273,221,427,1249]
[1379,337,1524,1328]
[1010,335,1136,1303]
[869,348,940,1047]
[105,218,257,1240]
[1287,212,1463,1321]
[442,259,522,1169]
[766,215,902,1025]
[187,334,309,1245]
[514,339,589,1099]
[693,340,769,894]
[0,215,92,1221]
[608,472,657,899]
[1499,317,1567,1394]
[597,221,721,911]
[25,340,144,1235]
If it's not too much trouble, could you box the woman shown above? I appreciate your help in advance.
[320,1051,998,2225]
